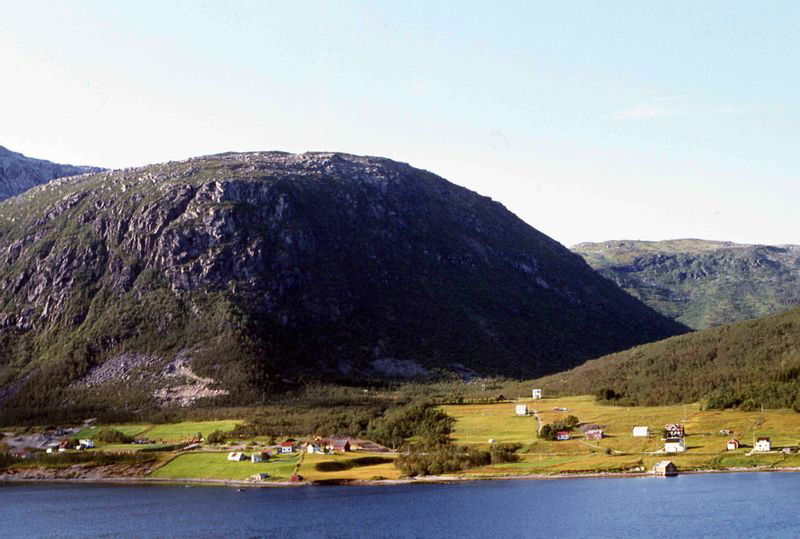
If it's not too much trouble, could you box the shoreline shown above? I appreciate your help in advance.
[2,466,799,489]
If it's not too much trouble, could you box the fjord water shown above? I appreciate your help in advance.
[2,473,799,537]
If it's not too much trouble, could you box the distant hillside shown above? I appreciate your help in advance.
[536,306,800,411]
[573,239,800,329]
[0,145,103,201]
[0,151,686,420]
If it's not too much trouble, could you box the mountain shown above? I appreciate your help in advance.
[0,145,103,201]
[0,152,686,418]
[573,239,800,329]
[536,306,800,411]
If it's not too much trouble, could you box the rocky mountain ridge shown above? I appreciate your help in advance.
[0,145,103,201]
[573,239,800,329]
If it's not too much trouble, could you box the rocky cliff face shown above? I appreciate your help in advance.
[0,145,103,201]
[574,239,800,329]
[0,152,686,415]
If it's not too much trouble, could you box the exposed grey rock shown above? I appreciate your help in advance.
[0,145,104,201]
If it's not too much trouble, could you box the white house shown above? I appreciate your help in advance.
[78,439,95,448]
[754,437,771,452]
[555,431,571,441]
[279,442,294,453]
[532,388,542,400]
[632,426,649,437]
[227,452,247,461]
[306,444,322,454]
[515,404,529,416]
[726,439,740,451]
[664,438,686,453]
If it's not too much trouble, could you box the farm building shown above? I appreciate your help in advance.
[585,429,604,440]
[279,442,294,453]
[532,388,542,400]
[632,426,649,437]
[556,431,571,441]
[664,438,686,453]
[664,424,685,438]
[250,453,265,463]
[515,404,529,416]
[78,439,95,449]
[726,439,740,451]
[227,452,247,461]
[306,444,322,454]
[755,437,771,452]
[332,440,351,452]
[653,461,678,476]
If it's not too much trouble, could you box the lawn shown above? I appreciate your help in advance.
[143,420,242,443]
[298,451,401,481]
[150,451,298,481]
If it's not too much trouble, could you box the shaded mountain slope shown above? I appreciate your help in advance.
[0,152,686,416]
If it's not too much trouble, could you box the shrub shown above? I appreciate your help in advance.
[93,429,134,444]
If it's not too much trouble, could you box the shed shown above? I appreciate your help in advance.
[251,473,270,481]
[515,404,529,416]
[664,438,686,453]
[78,439,95,448]
[755,437,771,452]
[632,426,649,437]
[332,439,351,452]
[585,429,604,440]
[227,452,247,461]
[653,460,678,476]
[726,439,740,451]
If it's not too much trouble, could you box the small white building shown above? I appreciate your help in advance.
[726,439,740,451]
[250,453,264,463]
[632,426,649,437]
[78,439,95,449]
[754,437,771,452]
[227,452,247,461]
[279,442,294,453]
[664,438,686,453]
[532,388,542,400]
[306,444,322,454]
[555,431,571,441]
[515,404,529,416]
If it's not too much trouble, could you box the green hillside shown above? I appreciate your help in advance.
[536,306,800,411]
[573,239,800,329]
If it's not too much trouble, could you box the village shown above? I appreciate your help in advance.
[3,391,800,484]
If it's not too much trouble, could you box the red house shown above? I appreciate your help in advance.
[556,431,571,441]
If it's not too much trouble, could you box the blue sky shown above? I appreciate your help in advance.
[1,1,798,246]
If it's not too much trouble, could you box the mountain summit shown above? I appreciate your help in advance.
[0,152,686,414]
[0,145,103,201]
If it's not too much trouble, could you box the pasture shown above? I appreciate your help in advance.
[150,451,298,480]
[298,451,401,481]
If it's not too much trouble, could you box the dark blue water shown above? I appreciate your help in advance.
[1,473,799,538]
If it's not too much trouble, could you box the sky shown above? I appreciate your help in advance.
[1,1,798,247]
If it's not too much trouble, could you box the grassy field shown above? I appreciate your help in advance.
[441,403,538,445]
[440,396,800,476]
[141,420,242,442]
[150,451,298,480]
[298,451,401,481]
